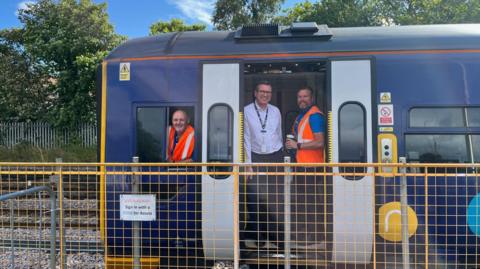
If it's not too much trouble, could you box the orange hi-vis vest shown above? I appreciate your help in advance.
[167,125,195,162]
[293,105,324,163]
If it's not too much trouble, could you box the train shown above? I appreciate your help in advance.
[99,23,480,268]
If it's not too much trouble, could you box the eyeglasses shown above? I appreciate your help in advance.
[258,90,272,95]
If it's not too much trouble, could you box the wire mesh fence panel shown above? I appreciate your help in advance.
[0,163,102,269]
[0,162,479,268]
[0,184,57,269]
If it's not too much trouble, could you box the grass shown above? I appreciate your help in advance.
[0,142,97,162]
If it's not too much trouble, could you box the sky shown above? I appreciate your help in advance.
[1,0,303,38]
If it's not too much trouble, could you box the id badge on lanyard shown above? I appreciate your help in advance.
[261,130,267,153]
[254,102,269,153]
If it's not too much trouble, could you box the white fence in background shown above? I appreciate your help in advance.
[0,122,97,148]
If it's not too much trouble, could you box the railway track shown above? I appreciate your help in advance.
[0,197,99,229]
[0,239,103,254]
[0,165,99,200]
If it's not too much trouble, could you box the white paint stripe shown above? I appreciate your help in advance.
[166,127,171,160]
[182,132,194,160]
[298,120,307,143]
[384,209,401,232]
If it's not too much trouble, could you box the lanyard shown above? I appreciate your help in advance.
[253,102,268,132]
[170,133,179,156]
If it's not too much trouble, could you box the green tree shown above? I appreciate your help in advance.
[0,41,52,121]
[275,0,384,27]
[276,0,480,27]
[213,0,285,30]
[383,0,480,25]
[1,0,125,127]
[149,18,206,35]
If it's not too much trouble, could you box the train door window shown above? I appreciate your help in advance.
[338,102,366,179]
[409,107,465,127]
[467,107,480,127]
[207,104,233,178]
[136,107,167,162]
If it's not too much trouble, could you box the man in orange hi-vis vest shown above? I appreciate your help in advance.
[285,86,325,163]
[285,86,326,250]
[166,110,194,162]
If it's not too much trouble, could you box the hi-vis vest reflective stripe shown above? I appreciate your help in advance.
[293,105,324,163]
[167,125,195,162]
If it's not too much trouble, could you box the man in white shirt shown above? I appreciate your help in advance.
[242,81,284,250]
[244,81,283,163]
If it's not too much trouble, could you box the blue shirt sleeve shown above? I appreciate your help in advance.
[309,113,324,133]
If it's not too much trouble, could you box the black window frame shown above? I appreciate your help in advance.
[338,101,367,180]
[207,103,234,178]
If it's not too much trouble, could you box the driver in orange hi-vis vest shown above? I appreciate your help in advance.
[166,110,194,162]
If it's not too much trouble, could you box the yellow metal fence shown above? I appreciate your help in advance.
[0,162,479,268]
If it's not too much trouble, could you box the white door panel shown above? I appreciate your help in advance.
[201,63,239,260]
[331,60,374,264]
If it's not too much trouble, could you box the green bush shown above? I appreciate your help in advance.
[0,142,97,162]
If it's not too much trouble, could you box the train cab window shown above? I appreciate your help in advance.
[409,107,465,127]
[339,103,366,179]
[136,107,167,162]
[207,104,233,178]
[467,107,480,127]
[136,106,195,163]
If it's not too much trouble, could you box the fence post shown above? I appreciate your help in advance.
[233,164,240,269]
[399,157,410,269]
[132,156,141,269]
[9,200,15,268]
[284,156,292,269]
[54,157,67,269]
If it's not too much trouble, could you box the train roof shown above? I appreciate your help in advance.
[106,24,480,60]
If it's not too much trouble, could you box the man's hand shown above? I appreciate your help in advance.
[245,166,253,180]
[285,139,297,150]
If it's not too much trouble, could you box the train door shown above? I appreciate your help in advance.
[330,59,374,264]
[201,63,241,260]
[134,105,199,255]
[242,61,328,262]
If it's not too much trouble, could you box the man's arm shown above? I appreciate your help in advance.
[244,113,252,163]
[275,107,282,145]
[298,132,324,150]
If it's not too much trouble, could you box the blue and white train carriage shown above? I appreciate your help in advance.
[99,23,480,267]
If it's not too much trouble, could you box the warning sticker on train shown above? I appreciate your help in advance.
[378,104,394,126]
[119,62,130,81]
[380,92,391,103]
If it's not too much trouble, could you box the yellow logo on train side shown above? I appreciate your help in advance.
[378,202,418,242]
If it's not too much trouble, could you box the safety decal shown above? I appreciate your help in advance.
[119,62,130,81]
[378,104,394,126]
[378,202,418,242]
[380,92,391,103]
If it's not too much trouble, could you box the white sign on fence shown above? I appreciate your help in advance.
[120,194,156,221]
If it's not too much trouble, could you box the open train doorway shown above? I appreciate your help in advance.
[243,61,328,139]
[241,60,330,264]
